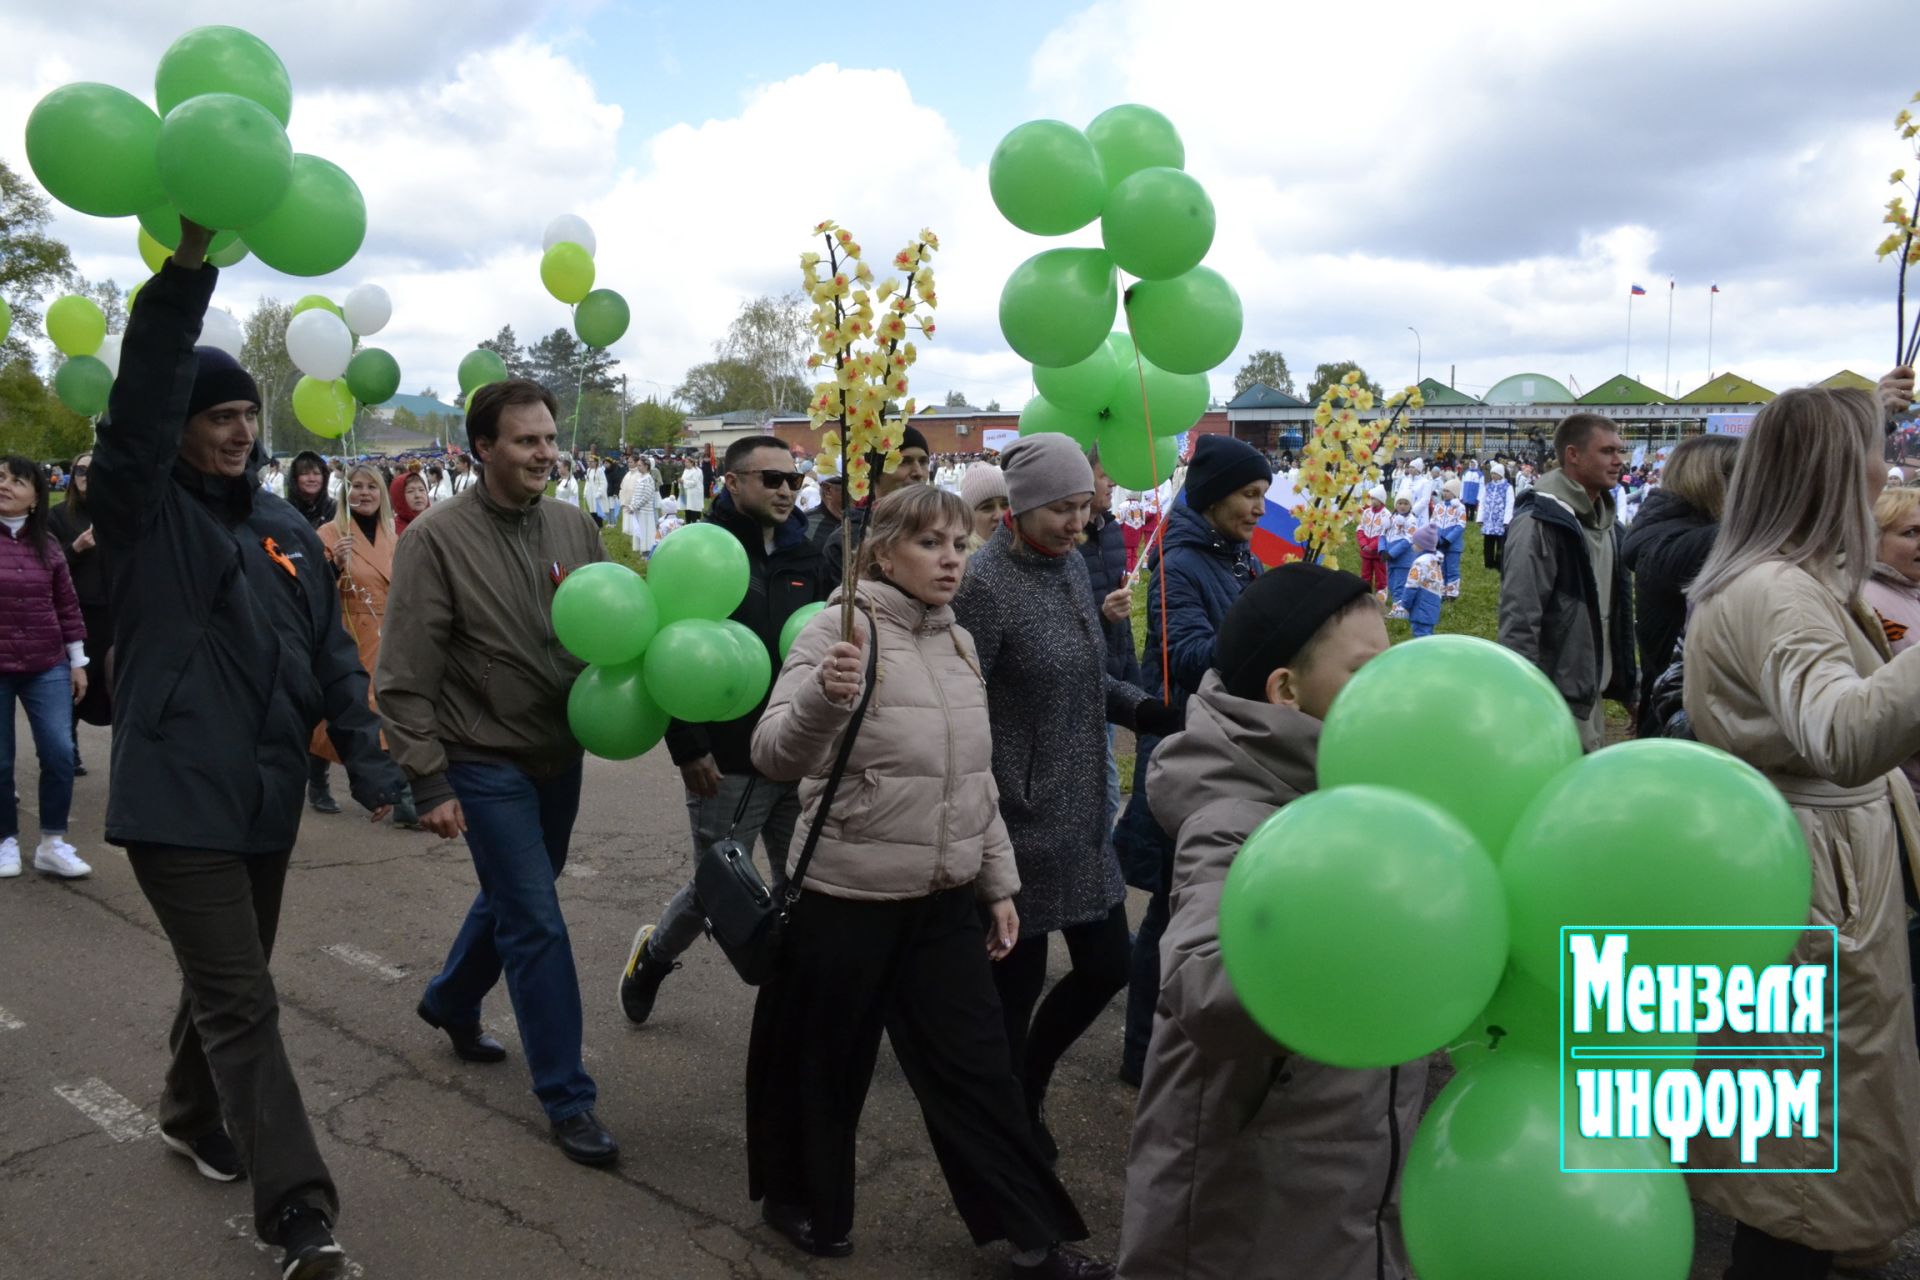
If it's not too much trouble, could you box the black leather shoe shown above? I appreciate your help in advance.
[307,784,341,815]
[552,1111,619,1167]
[416,999,506,1064]
[761,1199,853,1258]
[1010,1245,1116,1279]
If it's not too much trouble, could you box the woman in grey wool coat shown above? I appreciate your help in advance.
[952,432,1181,1163]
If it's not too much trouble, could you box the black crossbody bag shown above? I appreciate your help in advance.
[696,621,878,985]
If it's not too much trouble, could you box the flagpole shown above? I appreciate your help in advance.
[1707,287,1716,378]
[1626,291,1634,375]
[1664,280,1675,394]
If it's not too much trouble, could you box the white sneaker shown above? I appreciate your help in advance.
[0,837,18,878]
[32,837,91,879]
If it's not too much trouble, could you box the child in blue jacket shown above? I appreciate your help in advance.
[1382,497,1417,612]
[1398,525,1445,636]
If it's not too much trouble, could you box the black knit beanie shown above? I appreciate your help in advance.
[1216,561,1372,700]
[1184,434,1270,514]
[187,346,262,419]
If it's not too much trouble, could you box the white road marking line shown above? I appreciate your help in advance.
[54,1078,156,1143]
[322,943,406,982]
[0,1006,23,1030]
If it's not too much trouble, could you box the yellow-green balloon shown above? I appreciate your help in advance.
[292,375,354,438]
[25,83,166,217]
[156,92,294,230]
[541,242,595,305]
[567,660,670,760]
[138,227,172,274]
[291,294,342,320]
[136,203,241,256]
[989,120,1107,235]
[46,296,107,357]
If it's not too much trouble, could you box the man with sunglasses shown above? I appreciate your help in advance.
[618,435,827,1024]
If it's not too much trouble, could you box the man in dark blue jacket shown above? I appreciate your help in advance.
[1113,435,1268,1086]
[91,220,404,1280]
[618,435,827,1023]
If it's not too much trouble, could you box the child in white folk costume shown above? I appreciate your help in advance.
[1431,480,1467,598]
[1398,525,1446,636]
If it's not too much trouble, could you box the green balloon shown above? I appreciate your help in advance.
[0,297,11,346]
[136,203,240,255]
[567,660,670,760]
[1101,166,1215,281]
[24,83,166,218]
[243,154,367,278]
[1126,266,1244,375]
[1501,740,1812,988]
[988,119,1107,235]
[574,289,630,349]
[53,357,113,417]
[1092,417,1176,490]
[1220,785,1507,1068]
[157,93,294,230]
[541,242,595,305]
[643,619,751,723]
[1085,104,1185,190]
[208,237,250,268]
[1447,964,1695,1096]
[1033,342,1120,413]
[717,619,774,721]
[1320,636,1580,858]
[1401,1057,1693,1280]
[457,349,509,396]
[1018,396,1102,449]
[647,522,750,623]
[46,296,106,357]
[156,25,294,126]
[344,348,402,407]
[999,248,1118,369]
[291,294,342,319]
[779,601,827,660]
[1105,357,1208,438]
[292,375,354,438]
[552,562,660,667]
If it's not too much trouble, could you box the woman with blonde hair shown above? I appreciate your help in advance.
[313,464,417,827]
[748,482,1110,1278]
[1620,432,1739,736]
[1683,375,1920,1277]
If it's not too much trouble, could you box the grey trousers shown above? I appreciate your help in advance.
[653,772,801,962]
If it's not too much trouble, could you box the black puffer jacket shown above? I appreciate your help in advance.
[92,259,404,855]
[1620,488,1717,738]
[664,491,827,776]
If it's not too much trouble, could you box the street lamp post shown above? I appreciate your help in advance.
[1408,326,1422,386]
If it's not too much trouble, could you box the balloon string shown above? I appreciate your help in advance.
[1126,316,1172,704]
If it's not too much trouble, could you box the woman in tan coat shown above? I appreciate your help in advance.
[748,484,1111,1280]
[1684,375,1920,1277]
[312,464,416,827]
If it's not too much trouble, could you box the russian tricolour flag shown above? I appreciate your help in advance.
[1251,471,1306,568]
[1630,283,1647,296]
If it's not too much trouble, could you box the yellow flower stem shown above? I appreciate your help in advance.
[824,232,860,643]
[1901,185,1920,368]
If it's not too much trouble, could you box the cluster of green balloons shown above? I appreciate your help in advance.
[541,214,630,350]
[1017,330,1202,489]
[990,105,1243,379]
[554,525,766,760]
[283,285,400,438]
[1218,635,1816,1279]
[25,26,366,278]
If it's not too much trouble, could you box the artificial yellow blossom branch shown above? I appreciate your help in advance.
[1289,381,1424,566]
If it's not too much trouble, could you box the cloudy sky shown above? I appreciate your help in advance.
[2,0,1913,411]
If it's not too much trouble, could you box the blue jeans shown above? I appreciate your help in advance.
[0,665,75,840]
[423,760,596,1123]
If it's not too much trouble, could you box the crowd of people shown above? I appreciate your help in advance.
[6,218,1920,1280]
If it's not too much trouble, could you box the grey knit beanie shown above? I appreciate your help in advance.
[1002,433,1094,515]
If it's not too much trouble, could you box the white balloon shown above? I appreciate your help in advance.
[201,308,245,359]
[342,283,392,337]
[543,214,597,258]
[95,334,124,378]
[284,309,352,381]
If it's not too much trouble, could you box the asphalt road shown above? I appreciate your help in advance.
[1,714,1914,1280]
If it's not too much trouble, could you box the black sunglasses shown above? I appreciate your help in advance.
[738,469,804,491]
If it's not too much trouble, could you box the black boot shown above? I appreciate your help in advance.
[307,755,340,814]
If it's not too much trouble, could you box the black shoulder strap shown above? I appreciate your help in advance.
[784,607,880,904]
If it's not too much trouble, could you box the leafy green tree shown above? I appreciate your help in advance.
[478,325,532,380]
[719,293,811,415]
[943,389,970,408]
[0,161,76,368]
[627,397,686,449]
[0,357,93,459]
[1306,360,1383,404]
[1234,349,1297,398]
[675,357,803,415]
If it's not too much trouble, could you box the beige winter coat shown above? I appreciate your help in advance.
[750,579,1019,904]
[1120,672,1425,1280]
[1684,558,1920,1250]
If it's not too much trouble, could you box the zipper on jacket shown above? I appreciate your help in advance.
[928,618,956,884]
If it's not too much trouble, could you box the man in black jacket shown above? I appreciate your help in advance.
[91,221,405,1280]
[618,435,826,1023]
